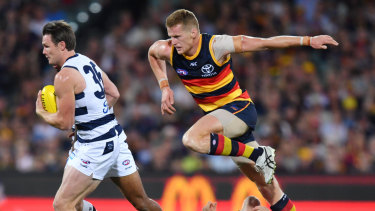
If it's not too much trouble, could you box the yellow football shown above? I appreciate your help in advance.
[41,85,57,113]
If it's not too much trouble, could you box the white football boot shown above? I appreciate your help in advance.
[254,146,276,184]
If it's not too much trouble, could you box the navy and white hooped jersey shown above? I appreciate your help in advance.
[62,53,125,143]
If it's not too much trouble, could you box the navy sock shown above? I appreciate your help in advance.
[249,147,263,161]
[270,194,295,211]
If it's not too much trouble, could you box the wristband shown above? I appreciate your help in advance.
[302,36,311,46]
[158,78,169,89]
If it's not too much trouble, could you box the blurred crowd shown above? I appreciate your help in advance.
[0,0,374,176]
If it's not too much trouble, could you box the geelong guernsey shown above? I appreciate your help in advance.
[62,53,124,143]
[170,34,251,112]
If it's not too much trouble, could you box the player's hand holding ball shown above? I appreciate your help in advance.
[36,85,57,117]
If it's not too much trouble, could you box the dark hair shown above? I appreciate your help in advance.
[166,9,199,31]
[42,20,76,50]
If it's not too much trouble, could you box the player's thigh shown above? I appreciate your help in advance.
[187,108,248,136]
[109,141,147,203]
[111,171,148,203]
[55,165,101,204]
[186,113,224,136]
[208,108,249,138]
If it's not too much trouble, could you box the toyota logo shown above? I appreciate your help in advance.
[201,64,214,74]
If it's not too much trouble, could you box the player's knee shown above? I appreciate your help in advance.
[182,131,196,150]
[53,196,77,211]
[183,131,210,153]
[53,198,69,210]
[53,198,61,210]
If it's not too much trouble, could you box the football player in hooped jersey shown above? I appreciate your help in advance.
[35,21,161,211]
[148,9,338,211]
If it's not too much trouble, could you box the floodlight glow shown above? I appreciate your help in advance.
[89,2,102,13]
[77,12,89,23]
[69,22,79,32]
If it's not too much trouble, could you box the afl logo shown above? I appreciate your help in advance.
[122,159,130,166]
[81,159,90,165]
[201,64,214,74]
[176,68,188,76]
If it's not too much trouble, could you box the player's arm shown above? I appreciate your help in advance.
[101,71,119,108]
[36,68,78,130]
[232,35,339,53]
[148,40,176,115]
[148,40,170,85]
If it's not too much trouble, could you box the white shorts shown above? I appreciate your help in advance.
[66,130,137,180]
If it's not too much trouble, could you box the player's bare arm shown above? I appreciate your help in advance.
[232,35,339,52]
[148,40,176,115]
[36,67,83,130]
[101,71,119,108]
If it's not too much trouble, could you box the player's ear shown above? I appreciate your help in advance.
[191,27,198,38]
[58,41,66,50]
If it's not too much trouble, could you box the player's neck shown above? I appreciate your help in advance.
[60,50,76,65]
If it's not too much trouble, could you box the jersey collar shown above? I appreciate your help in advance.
[182,34,202,60]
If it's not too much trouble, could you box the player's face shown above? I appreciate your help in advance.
[42,34,62,66]
[167,24,195,55]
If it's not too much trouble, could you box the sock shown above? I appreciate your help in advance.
[270,194,296,211]
[208,133,263,162]
[82,200,97,211]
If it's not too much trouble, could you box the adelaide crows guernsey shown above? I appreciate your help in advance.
[170,34,251,112]
[62,53,124,143]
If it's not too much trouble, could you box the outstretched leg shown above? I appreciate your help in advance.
[232,141,296,211]
[182,113,275,183]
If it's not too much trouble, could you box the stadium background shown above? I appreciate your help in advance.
[0,0,374,210]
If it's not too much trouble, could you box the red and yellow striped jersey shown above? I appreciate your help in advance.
[170,33,252,112]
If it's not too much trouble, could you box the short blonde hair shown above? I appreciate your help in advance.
[166,9,199,32]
